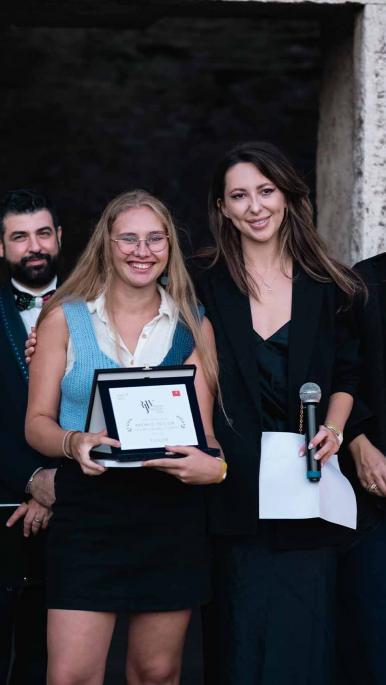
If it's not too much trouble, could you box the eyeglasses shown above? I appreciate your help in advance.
[111,233,169,254]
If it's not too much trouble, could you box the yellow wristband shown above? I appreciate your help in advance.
[215,457,228,483]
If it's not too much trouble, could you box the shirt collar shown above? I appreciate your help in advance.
[11,276,57,297]
[157,285,176,320]
[87,286,176,324]
[87,291,108,323]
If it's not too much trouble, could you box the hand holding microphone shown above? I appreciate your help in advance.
[299,383,344,480]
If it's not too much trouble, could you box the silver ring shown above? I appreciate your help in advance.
[33,517,42,523]
[368,482,378,492]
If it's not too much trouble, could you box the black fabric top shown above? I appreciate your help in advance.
[382,282,386,405]
[349,253,386,454]
[254,321,290,433]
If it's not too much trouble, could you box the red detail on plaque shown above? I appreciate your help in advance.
[172,390,181,397]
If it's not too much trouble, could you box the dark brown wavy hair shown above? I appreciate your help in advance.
[207,141,365,302]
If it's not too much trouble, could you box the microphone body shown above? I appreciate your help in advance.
[303,402,321,482]
[299,383,322,483]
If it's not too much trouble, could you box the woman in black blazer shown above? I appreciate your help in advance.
[195,142,365,685]
[336,252,386,685]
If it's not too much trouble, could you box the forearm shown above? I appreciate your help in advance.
[25,415,67,458]
[28,467,57,507]
[348,432,368,459]
[0,430,53,499]
[205,432,223,455]
[324,391,353,433]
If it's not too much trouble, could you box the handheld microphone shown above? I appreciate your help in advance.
[299,382,322,482]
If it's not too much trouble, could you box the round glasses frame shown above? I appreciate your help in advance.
[111,234,169,254]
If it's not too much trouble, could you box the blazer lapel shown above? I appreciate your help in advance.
[210,265,261,414]
[287,267,324,429]
[0,283,29,383]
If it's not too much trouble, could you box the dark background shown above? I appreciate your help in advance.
[0,4,324,276]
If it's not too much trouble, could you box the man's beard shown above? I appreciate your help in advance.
[8,252,59,288]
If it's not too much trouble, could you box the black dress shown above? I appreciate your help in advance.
[207,323,337,685]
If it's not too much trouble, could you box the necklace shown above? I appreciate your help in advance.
[256,269,280,292]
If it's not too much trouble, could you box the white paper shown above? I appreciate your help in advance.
[109,383,198,450]
[259,431,357,529]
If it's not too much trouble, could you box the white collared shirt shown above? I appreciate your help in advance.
[12,277,58,333]
[66,286,178,373]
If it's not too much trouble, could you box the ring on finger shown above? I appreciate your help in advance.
[367,482,378,492]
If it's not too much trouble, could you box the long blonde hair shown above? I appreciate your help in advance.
[40,190,218,392]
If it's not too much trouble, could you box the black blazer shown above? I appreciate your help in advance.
[195,260,364,548]
[336,253,386,521]
[352,253,386,454]
[0,282,57,583]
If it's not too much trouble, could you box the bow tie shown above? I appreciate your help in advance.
[12,285,56,312]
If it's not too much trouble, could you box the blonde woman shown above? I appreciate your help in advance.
[25,190,223,685]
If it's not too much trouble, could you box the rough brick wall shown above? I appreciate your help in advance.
[0,16,320,271]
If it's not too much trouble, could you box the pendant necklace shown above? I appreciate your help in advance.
[258,269,280,292]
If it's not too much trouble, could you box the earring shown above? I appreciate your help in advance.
[160,271,169,286]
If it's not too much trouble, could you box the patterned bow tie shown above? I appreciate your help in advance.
[12,285,56,312]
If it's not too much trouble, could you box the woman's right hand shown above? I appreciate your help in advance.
[69,429,121,476]
[6,498,52,537]
[25,326,37,364]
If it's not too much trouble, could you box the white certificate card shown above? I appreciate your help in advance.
[108,383,198,450]
[259,431,357,529]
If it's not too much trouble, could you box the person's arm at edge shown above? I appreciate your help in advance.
[25,306,70,456]
[25,305,120,476]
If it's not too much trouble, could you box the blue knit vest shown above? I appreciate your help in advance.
[59,300,202,431]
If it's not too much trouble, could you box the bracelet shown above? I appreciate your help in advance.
[25,466,44,495]
[62,430,79,459]
[215,457,228,483]
[323,423,343,447]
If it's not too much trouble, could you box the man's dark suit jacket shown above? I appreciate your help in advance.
[0,282,53,585]
[194,259,374,549]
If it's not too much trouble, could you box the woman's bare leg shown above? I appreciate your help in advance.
[47,609,117,685]
[126,609,191,685]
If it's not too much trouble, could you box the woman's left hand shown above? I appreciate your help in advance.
[299,425,339,466]
[142,445,225,485]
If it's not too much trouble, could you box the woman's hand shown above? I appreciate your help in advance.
[25,326,37,364]
[299,425,339,466]
[6,498,52,537]
[350,434,386,496]
[69,429,121,476]
[142,445,226,485]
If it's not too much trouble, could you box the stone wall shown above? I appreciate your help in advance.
[1,1,384,270]
[317,2,386,264]
[0,15,320,272]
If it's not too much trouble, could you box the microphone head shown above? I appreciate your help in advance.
[299,382,322,404]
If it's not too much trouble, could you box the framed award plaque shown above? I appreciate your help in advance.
[84,365,219,466]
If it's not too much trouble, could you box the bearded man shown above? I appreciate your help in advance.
[0,189,61,684]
